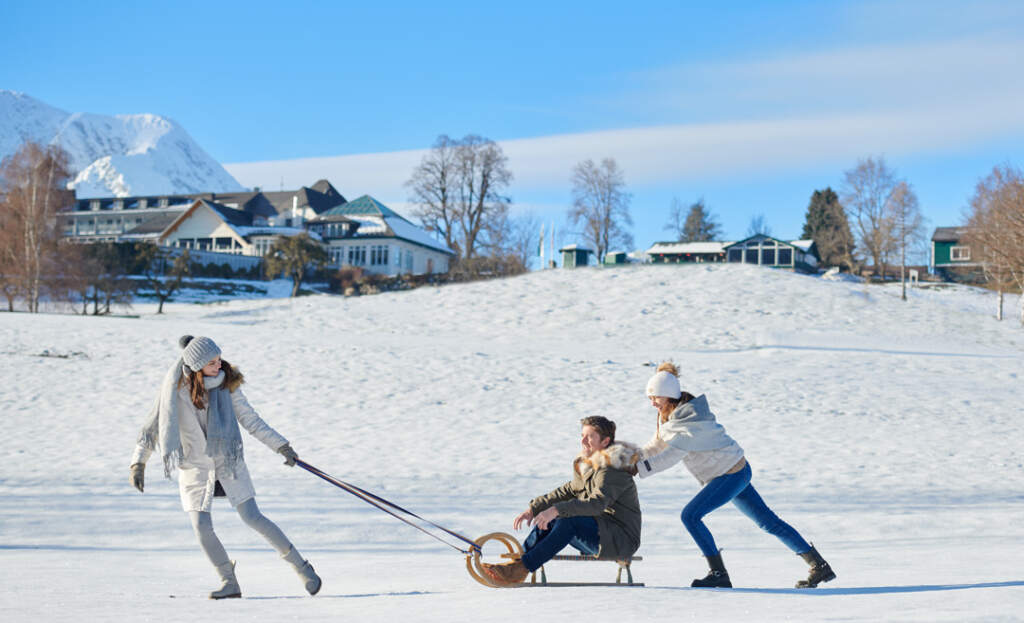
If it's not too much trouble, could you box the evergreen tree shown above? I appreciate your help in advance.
[665,197,721,242]
[683,199,721,242]
[801,187,856,270]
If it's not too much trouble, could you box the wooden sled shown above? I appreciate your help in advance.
[467,532,644,588]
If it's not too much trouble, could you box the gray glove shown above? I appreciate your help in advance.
[278,443,298,467]
[130,463,145,492]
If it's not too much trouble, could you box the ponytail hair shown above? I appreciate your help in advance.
[654,361,695,423]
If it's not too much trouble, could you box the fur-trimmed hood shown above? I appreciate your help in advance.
[574,441,642,476]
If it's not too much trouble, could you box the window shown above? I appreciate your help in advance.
[778,248,793,265]
[405,251,413,272]
[348,246,366,266]
[727,249,742,263]
[370,245,389,266]
[951,246,970,261]
[745,248,758,264]
[761,248,777,265]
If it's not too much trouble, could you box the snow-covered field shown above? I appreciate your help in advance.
[2,264,1022,622]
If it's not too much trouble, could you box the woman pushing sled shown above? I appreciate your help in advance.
[129,335,321,599]
[637,361,836,588]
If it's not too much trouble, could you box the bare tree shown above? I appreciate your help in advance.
[406,135,460,256]
[407,134,513,261]
[0,141,73,312]
[490,211,539,273]
[137,245,192,314]
[264,233,328,297]
[841,156,899,279]
[568,158,633,263]
[964,164,1024,323]
[0,214,20,311]
[887,181,926,300]
[746,213,772,238]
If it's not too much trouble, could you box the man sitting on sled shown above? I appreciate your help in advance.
[483,416,642,586]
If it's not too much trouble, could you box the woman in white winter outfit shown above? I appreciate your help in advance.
[129,335,321,599]
[637,362,835,589]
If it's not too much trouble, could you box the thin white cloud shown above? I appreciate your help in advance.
[226,34,1024,210]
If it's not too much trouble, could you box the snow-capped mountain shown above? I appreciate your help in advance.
[0,90,246,197]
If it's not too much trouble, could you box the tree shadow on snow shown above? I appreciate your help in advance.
[650,581,1024,595]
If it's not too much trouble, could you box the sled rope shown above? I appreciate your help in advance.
[295,459,481,554]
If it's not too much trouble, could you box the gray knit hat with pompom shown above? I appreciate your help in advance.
[179,335,221,372]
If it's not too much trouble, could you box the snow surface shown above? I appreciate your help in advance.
[2,264,1023,622]
[0,90,245,197]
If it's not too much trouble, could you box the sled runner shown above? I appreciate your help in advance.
[466,532,644,588]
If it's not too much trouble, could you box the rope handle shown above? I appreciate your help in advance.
[295,459,481,554]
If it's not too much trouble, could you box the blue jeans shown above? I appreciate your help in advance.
[520,516,600,572]
[681,463,811,557]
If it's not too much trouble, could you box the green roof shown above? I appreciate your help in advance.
[320,195,401,218]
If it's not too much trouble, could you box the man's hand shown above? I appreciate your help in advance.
[130,463,145,492]
[513,509,534,531]
[278,443,298,467]
[532,507,559,530]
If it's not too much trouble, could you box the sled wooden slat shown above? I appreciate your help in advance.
[513,581,645,588]
[500,552,643,586]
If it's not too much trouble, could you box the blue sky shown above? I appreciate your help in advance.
[3,0,1023,253]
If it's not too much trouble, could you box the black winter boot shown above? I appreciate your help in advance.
[691,552,732,588]
[796,545,836,588]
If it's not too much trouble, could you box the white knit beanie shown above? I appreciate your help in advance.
[646,370,682,399]
[180,335,221,372]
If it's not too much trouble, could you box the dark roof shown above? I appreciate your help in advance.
[200,199,253,227]
[311,179,345,202]
[932,226,968,242]
[261,185,346,216]
[121,210,185,235]
[74,180,347,218]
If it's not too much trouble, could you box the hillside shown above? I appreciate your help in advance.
[1,264,1022,622]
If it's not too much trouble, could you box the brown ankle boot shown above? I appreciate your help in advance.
[481,560,528,586]
[796,545,836,588]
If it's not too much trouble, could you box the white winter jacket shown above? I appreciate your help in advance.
[131,376,287,512]
[636,394,744,485]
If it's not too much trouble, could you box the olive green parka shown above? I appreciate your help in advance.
[527,441,642,559]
